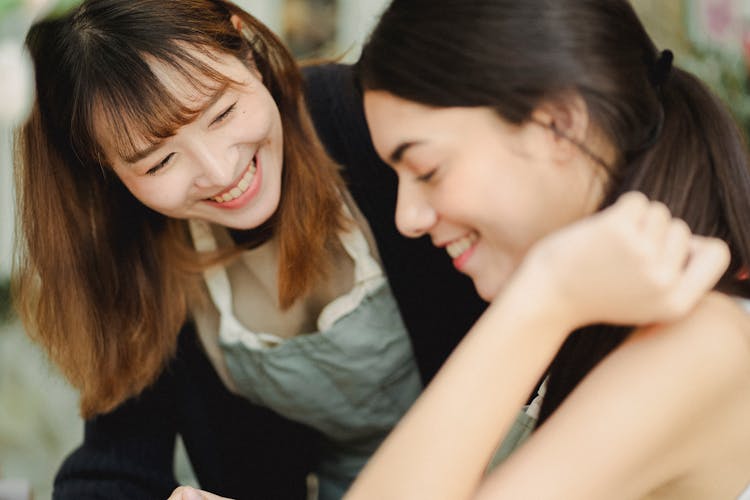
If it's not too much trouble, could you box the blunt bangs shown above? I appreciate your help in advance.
[81,43,244,166]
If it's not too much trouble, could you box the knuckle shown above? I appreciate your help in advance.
[615,191,647,214]
[623,190,648,205]
[646,201,671,221]
[671,218,691,236]
[170,486,191,499]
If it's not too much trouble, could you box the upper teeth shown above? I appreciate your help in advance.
[446,233,478,258]
[212,158,256,203]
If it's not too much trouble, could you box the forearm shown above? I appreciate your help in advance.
[346,274,571,500]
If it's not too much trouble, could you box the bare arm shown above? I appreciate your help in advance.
[346,277,572,500]
[478,293,750,499]
[346,193,731,500]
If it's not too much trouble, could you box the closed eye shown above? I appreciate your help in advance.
[212,102,237,125]
[416,169,437,183]
[146,153,174,176]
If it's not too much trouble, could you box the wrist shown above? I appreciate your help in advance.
[489,258,578,348]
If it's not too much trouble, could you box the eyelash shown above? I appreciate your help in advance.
[212,102,236,125]
[416,168,437,183]
[147,153,174,176]
[145,103,237,175]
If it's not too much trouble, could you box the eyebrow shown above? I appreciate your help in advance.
[123,82,231,164]
[388,141,421,164]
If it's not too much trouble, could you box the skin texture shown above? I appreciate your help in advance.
[163,79,744,500]
[169,486,231,500]
[164,85,743,500]
[99,47,284,230]
[363,91,606,301]
[340,88,745,500]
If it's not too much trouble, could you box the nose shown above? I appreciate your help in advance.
[190,142,234,189]
[395,180,437,238]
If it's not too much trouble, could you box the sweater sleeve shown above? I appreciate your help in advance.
[54,324,318,500]
[53,346,180,499]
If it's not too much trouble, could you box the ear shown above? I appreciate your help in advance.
[530,94,590,165]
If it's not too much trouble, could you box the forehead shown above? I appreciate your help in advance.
[364,91,430,127]
[364,90,507,159]
[364,91,438,155]
[93,46,251,164]
[146,46,249,104]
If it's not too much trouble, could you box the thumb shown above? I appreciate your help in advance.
[672,236,730,314]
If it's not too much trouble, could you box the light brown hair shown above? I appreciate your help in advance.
[14,0,347,417]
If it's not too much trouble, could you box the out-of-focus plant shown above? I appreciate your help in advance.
[681,47,750,139]
[678,0,750,140]
[0,0,79,19]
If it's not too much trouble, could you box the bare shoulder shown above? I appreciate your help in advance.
[617,294,750,498]
[628,292,750,378]
[480,294,750,499]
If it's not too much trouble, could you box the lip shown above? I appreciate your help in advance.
[203,154,262,210]
[436,233,479,271]
[451,240,477,271]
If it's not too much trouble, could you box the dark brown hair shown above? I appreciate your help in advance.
[14,0,347,417]
[358,0,750,423]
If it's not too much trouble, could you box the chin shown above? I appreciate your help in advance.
[472,269,513,302]
[474,281,500,303]
[228,195,281,230]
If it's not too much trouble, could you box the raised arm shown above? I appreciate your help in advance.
[345,193,730,500]
[476,291,750,499]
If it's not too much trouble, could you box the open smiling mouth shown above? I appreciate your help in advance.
[207,155,257,203]
[446,232,478,259]
[444,231,480,270]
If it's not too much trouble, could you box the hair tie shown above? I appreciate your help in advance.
[629,49,673,155]
[649,49,673,89]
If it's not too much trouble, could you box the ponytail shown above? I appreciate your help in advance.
[607,67,750,293]
[540,66,750,425]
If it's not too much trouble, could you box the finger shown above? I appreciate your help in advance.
[600,191,650,240]
[168,486,234,500]
[609,191,649,220]
[670,236,730,315]
[656,217,692,284]
[196,490,234,500]
[201,490,232,500]
[170,486,201,500]
[640,201,672,243]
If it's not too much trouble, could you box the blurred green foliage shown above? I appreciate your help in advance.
[0,0,82,22]
[684,49,750,142]
[0,0,24,17]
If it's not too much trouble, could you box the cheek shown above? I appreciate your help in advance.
[247,93,282,141]
[239,109,274,142]
[120,176,189,213]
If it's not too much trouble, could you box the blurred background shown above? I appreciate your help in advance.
[1,0,750,498]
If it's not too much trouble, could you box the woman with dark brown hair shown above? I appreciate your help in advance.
[13,1,488,498]
[347,0,750,498]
